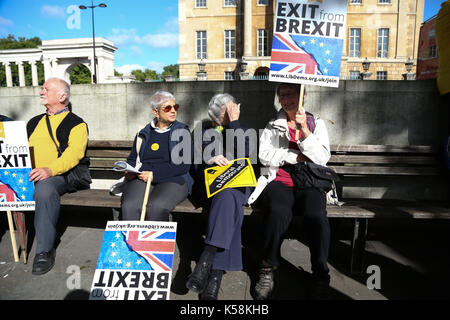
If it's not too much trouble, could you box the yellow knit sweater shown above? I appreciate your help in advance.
[28,112,88,176]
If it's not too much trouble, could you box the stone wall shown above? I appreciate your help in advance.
[1,80,443,146]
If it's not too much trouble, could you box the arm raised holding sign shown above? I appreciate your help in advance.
[248,83,332,300]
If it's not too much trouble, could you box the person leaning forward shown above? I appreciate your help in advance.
[186,93,254,300]
[27,77,89,275]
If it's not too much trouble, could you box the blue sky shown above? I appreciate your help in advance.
[0,0,445,74]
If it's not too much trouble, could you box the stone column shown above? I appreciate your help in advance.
[243,0,253,58]
[5,62,13,87]
[30,61,39,86]
[43,59,52,80]
[17,61,26,87]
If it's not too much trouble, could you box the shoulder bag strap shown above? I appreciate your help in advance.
[45,115,62,158]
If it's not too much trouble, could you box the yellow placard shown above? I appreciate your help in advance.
[204,158,257,198]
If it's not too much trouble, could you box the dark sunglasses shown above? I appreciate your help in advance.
[161,104,180,112]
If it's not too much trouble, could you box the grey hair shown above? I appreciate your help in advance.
[150,91,176,110]
[48,77,70,105]
[208,93,236,124]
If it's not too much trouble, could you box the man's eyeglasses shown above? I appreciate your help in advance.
[161,104,180,112]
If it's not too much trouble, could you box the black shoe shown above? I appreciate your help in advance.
[32,249,56,275]
[310,275,330,300]
[254,267,274,300]
[186,261,212,294]
[199,272,222,300]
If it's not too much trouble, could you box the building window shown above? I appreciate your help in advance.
[258,29,269,56]
[224,0,236,6]
[377,28,389,58]
[376,71,387,80]
[349,28,361,57]
[429,45,437,58]
[196,0,207,8]
[258,0,269,5]
[378,0,391,4]
[349,71,361,80]
[350,0,362,3]
[224,71,235,80]
[196,31,207,59]
[224,30,236,58]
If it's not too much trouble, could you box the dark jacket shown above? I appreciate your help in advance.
[127,120,194,194]
[190,119,254,207]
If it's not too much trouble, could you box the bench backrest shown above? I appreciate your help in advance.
[86,140,447,201]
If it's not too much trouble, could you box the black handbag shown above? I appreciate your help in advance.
[45,115,92,193]
[285,162,339,193]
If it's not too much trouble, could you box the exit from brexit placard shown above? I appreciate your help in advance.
[270,0,348,88]
[0,121,35,211]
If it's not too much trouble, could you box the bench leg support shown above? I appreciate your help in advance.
[112,208,120,221]
[350,218,368,274]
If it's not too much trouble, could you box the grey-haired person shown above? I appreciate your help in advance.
[120,90,193,222]
[186,93,254,300]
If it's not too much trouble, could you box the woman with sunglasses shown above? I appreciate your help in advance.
[186,93,253,300]
[120,90,193,222]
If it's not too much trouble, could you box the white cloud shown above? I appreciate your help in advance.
[41,5,66,20]
[146,61,165,73]
[115,64,145,74]
[130,45,144,57]
[108,28,178,48]
[0,16,13,26]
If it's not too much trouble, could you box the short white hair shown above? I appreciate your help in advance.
[208,93,235,124]
[150,91,176,110]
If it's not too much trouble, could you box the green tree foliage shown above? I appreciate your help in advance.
[161,64,179,79]
[0,34,44,87]
[131,68,161,82]
[70,65,92,84]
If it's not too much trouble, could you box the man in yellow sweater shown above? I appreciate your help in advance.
[27,77,88,275]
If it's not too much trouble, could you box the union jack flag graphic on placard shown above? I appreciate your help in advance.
[0,182,19,202]
[123,230,176,271]
[95,225,177,272]
[270,33,323,76]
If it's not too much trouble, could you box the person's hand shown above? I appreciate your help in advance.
[295,108,311,140]
[225,101,240,122]
[29,167,53,182]
[138,171,153,183]
[208,155,230,167]
[124,171,137,181]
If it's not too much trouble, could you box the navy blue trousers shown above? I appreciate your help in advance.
[205,187,250,271]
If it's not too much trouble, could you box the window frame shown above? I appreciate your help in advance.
[257,29,269,57]
[377,28,389,58]
[196,30,207,59]
[376,71,387,80]
[349,28,361,58]
[224,29,236,59]
[195,0,207,8]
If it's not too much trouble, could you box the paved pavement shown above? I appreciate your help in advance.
[1,206,450,301]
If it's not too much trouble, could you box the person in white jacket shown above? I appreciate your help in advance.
[248,83,331,300]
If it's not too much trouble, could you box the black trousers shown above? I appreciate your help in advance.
[260,181,330,277]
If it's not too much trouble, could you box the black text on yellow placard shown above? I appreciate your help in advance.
[204,158,257,198]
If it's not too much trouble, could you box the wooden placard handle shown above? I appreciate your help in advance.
[7,211,19,262]
[295,84,305,141]
[140,172,153,222]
